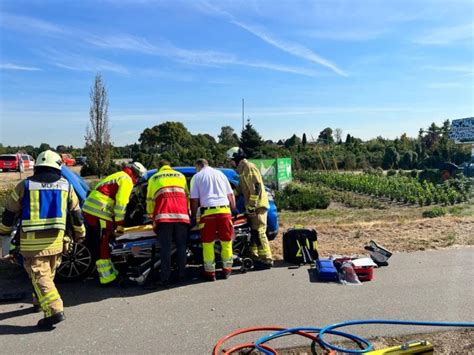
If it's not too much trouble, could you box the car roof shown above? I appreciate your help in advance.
[144,166,240,186]
[0,154,18,157]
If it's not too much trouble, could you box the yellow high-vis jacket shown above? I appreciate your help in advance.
[236,159,269,210]
[82,170,134,224]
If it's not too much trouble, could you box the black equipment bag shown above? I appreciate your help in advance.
[283,227,318,264]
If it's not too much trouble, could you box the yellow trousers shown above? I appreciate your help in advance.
[24,255,63,318]
[248,208,273,262]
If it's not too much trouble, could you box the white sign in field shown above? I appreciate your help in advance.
[449,117,474,144]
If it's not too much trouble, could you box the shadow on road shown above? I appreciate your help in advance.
[0,324,43,335]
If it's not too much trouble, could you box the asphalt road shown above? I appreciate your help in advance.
[1,248,473,354]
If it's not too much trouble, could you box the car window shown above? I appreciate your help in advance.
[21,155,29,160]
[0,156,17,161]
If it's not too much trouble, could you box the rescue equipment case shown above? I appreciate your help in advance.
[334,257,374,282]
[283,227,318,264]
[315,258,338,281]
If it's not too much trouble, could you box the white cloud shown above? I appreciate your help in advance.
[45,51,129,74]
[194,2,346,76]
[414,23,474,45]
[0,63,41,71]
[423,65,473,75]
[231,20,347,76]
[0,13,67,36]
[300,28,387,42]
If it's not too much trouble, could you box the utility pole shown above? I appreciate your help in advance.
[241,98,245,131]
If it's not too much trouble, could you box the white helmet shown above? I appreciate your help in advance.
[36,150,63,170]
[225,147,245,161]
[128,161,147,178]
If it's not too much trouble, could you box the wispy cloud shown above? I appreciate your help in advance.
[196,2,346,76]
[231,20,347,76]
[0,13,68,36]
[2,13,319,77]
[43,50,129,74]
[423,65,473,75]
[300,28,387,42]
[414,23,474,45]
[0,63,41,71]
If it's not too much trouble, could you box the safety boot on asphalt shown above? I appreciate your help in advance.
[220,268,232,279]
[37,311,65,330]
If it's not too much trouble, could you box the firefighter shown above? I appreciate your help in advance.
[82,161,146,285]
[190,159,236,281]
[145,159,190,288]
[0,150,85,329]
[226,147,273,268]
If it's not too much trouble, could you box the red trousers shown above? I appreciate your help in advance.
[84,213,114,259]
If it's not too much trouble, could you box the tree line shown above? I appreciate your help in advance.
[1,119,471,173]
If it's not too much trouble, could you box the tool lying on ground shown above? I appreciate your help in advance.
[365,240,392,267]
[213,319,474,354]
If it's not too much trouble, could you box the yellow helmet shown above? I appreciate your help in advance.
[36,150,63,170]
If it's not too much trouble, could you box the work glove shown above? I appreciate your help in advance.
[246,205,256,217]
[231,209,240,217]
[114,225,125,237]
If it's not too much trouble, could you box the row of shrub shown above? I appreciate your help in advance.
[274,183,331,211]
[297,172,471,206]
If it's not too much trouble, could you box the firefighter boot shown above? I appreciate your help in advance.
[37,311,65,330]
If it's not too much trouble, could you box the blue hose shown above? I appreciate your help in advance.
[254,320,474,354]
[255,326,369,354]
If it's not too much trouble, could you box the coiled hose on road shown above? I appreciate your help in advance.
[213,319,474,354]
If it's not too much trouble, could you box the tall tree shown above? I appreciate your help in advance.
[240,118,263,158]
[302,133,307,147]
[318,128,334,144]
[284,134,301,149]
[218,126,239,146]
[85,73,112,177]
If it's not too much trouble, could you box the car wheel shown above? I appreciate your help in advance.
[56,242,94,282]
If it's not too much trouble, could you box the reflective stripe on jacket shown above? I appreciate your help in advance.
[146,166,190,224]
[236,159,269,209]
[21,178,69,232]
[82,171,133,223]
[1,175,84,256]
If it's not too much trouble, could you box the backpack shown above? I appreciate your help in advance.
[283,227,319,264]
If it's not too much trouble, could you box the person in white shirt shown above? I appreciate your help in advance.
[190,159,236,281]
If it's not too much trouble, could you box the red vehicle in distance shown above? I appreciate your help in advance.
[61,153,76,166]
[0,153,34,172]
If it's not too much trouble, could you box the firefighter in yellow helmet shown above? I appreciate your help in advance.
[226,147,273,268]
[0,150,85,330]
[82,161,146,285]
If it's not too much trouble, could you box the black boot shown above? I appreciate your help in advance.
[37,311,65,330]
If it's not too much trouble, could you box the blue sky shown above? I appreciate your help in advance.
[0,0,473,147]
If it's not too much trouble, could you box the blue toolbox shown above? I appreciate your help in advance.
[315,258,339,281]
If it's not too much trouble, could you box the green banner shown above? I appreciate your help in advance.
[250,158,292,190]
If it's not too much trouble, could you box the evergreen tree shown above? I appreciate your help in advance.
[240,118,263,158]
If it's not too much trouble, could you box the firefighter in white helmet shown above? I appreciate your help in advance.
[82,162,146,285]
[0,150,86,329]
[226,147,273,268]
